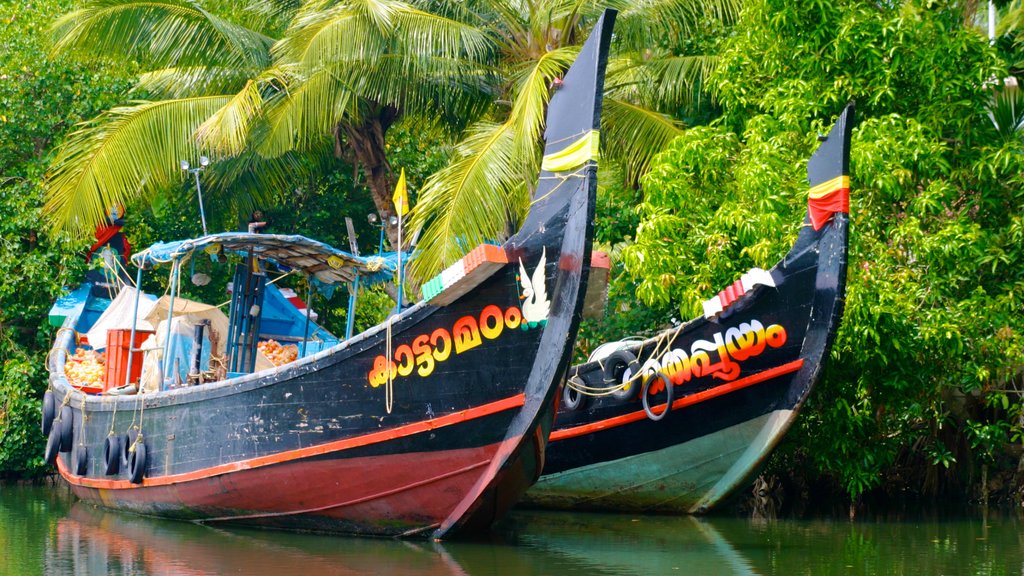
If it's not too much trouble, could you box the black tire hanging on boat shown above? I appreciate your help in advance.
[121,428,138,465]
[41,390,55,437]
[641,372,674,422]
[44,425,61,465]
[602,350,638,383]
[129,441,147,484]
[104,434,121,475]
[73,444,88,476]
[58,405,73,453]
[561,382,589,411]
[603,350,640,400]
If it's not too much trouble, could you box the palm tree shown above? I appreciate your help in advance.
[407,0,737,281]
[43,0,737,278]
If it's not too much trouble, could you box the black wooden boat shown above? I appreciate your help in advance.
[525,104,854,513]
[41,11,616,538]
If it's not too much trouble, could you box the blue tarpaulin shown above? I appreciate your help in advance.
[131,233,402,286]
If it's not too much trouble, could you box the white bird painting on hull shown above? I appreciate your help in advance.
[518,247,550,329]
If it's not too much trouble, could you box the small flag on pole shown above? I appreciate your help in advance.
[392,168,409,216]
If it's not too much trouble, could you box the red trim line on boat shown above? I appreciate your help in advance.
[57,393,526,489]
[549,360,805,442]
[201,459,492,523]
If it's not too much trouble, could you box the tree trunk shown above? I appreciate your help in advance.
[337,104,402,249]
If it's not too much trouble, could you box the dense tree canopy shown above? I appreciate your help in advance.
[625,0,1024,501]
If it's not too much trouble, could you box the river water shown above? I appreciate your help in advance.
[1,484,1021,575]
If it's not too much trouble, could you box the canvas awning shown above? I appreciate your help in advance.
[131,233,399,285]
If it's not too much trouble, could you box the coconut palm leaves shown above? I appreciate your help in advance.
[51,0,273,70]
[44,97,231,233]
[408,1,734,280]
[44,0,738,285]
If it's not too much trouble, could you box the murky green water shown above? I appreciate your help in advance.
[1,484,1021,575]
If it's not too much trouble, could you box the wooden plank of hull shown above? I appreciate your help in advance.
[45,11,619,538]
[531,104,854,513]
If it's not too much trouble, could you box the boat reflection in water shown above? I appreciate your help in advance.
[46,502,762,576]
[499,511,760,576]
[48,503,472,576]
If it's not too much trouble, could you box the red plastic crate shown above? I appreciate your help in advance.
[104,329,154,391]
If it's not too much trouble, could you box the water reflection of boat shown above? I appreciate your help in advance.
[41,12,616,539]
[48,502,470,576]
[497,511,761,576]
[526,105,854,514]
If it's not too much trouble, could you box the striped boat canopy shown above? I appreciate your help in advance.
[131,233,398,285]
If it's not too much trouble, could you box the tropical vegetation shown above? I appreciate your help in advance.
[2,0,1024,516]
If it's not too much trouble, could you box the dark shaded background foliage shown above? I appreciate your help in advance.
[625,0,1024,504]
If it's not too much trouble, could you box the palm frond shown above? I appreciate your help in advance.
[988,84,1024,142]
[407,120,530,282]
[506,46,578,161]
[196,80,266,156]
[44,97,231,234]
[273,3,380,66]
[135,66,258,98]
[258,67,357,157]
[51,0,273,70]
[601,97,684,186]
[610,0,740,50]
[606,52,717,110]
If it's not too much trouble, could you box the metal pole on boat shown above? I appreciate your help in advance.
[344,217,360,341]
[396,211,403,315]
[123,266,145,388]
[345,279,359,340]
[161,259,181,389]
[180,157,210,236]
[301,278,312,357]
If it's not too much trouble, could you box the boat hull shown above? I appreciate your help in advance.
[45,12,618,538]
[525,105,854,514]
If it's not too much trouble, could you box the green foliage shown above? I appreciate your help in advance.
[0,353,47,476]
[625,0,1024,501]
[0,0,135,478]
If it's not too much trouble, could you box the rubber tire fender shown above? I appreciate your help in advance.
[129,441,147,484]
[121,428,138,466]
[58,405,74,453]
[41,390,55,437]
[641,372,674,422]
[561,381,589,411]
[44,425,62,466]
[603,350,640,400]
[103,434,121,475]
[73,444,88,476]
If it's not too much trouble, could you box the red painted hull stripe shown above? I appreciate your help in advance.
[58,393,526,490]
[201,459,492,524]
[549,359,805,442]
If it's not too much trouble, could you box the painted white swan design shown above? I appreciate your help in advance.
[518,247,550,328]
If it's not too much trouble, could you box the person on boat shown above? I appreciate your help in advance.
[248,210,268,234]
[84,204,132,286]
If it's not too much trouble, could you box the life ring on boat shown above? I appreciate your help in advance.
[44,425,61,465]
[73,444,88,476]
[58,406,74,453]
[121,428,138,465]
[103,434,121,475]
[41,390,55,436]
[603,350,640,400]
[641,372,674,422]
[561,381,589,411]
[129,440,147,484]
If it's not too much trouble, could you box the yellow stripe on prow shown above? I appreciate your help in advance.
[541,130,600,172]
[808,175,850,199]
